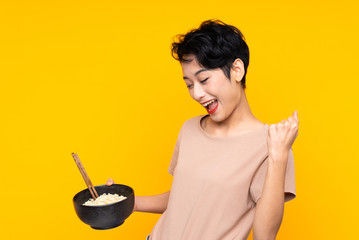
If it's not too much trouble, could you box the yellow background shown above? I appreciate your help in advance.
[1,0,358,239]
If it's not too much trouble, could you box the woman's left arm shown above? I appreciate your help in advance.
[252,111,299,240]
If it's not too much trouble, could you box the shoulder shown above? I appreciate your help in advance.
[181,115,206,129]
[175,115,206,139]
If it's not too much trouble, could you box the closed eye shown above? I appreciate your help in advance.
[200,78,209,83]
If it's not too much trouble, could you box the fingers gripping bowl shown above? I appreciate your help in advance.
[73,184,135,229]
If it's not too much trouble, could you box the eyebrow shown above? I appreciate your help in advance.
[183,69,208,80]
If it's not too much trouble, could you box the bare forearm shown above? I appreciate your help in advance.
[134,191,170,214]
[253,155,287,240]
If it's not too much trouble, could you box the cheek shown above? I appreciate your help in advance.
[218,83,237,99]
[188,89,196,100]
[221,86,241,107]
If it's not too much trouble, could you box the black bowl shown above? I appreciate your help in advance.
[73,184,135,230]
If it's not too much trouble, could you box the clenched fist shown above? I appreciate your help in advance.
[267,111,299,162]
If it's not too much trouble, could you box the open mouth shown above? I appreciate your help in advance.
[202,99,218,114]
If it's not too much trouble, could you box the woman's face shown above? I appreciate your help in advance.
[181,54,244,123]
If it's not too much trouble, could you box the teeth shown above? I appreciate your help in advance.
[202,99,216,107]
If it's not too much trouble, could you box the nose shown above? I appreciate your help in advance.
[192,83,205,101]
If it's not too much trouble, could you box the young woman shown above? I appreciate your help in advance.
[107,19,299,240]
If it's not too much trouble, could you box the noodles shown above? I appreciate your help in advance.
[83,193,127,206]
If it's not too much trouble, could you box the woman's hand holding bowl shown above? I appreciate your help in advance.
[106,178,136,213]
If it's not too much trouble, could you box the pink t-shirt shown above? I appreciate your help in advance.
[150,115,296,240]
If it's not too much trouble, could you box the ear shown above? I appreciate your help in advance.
[231,58,245,83]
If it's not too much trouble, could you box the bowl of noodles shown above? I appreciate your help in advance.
[73,184,135,229]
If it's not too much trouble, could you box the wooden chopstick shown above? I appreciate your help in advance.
[72,153,99,199]
[73,154,97,199]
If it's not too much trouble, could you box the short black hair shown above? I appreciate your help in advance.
[171,19,249,89]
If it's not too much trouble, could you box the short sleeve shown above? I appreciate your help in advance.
[168,126,183,176]
[250,148,296,203]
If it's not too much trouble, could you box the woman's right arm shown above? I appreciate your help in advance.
[106,178,170,214]
[134,191,170,214]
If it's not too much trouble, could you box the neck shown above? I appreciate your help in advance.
[205,90,263,136]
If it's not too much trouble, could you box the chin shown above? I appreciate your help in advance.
[209,112,227,123]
